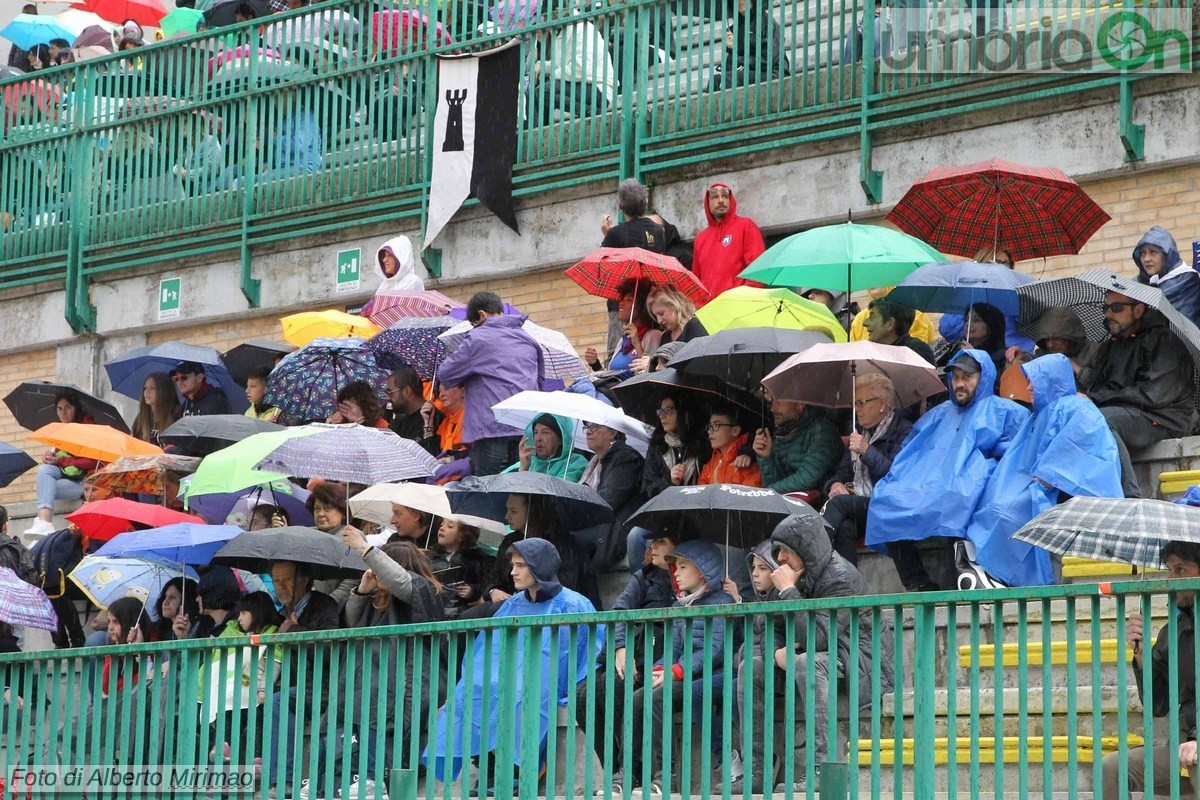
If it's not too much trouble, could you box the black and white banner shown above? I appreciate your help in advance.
[423,41,521,248]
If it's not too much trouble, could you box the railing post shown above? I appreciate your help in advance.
[238,45,262,308]
[618,4,639,181]
[65,64,97,334]
[1118,76,1145,162]
[912,603,937,797]
[389,768,418,798]
[858,0,883,204]
[819,760,850,799]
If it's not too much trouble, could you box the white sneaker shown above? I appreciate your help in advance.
[346,778,386,799]
[24,519,55,537]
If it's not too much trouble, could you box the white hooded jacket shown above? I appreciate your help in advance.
[374,235,426,294]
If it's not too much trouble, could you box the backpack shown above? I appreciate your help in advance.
[30,529,85,599]
[0,536,38,587]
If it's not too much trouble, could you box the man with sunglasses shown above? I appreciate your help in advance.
[170,361,230,417]
[1084,290,1196,498]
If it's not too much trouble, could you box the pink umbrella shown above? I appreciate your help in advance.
[371,9,451,55]
[362,290,465,328]
[206,45,282,79]
[762,341,944,427]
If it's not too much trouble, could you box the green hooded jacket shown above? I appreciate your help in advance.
[502,413,590,482]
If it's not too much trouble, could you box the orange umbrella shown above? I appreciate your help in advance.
[30,423,162,463]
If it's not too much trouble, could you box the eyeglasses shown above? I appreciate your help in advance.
[384,386,400,397]
[1102,301,1140,313]
[170,374,191,382]
[656,407,677,417]
[853,397,884,408]
[706,422,735,432]
[583,423,604,434]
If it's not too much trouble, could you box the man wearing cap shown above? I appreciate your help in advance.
[1083,289,1196,497]
[172,361,231,417]
[964,354,1121,587]
[866,349,1028,590]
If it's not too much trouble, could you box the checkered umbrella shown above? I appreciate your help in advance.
[565,247,710,306]
[1016,269,1200,372]
[1013,496,1200,568]
[886,157,1111,262]
[361,290,465,329]
[0,566,57,631]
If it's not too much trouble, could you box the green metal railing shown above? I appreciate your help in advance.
[1,577,1197,798]
[0,0,1193,331]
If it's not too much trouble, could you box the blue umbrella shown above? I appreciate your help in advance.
[105,341,249,414]
[94,523,244,566]
[0,15,75,49]
[886,261,1035,316]
[68,555,198,610]
[179,480,314,528]
[0,442,36,488]
[265,338,389,422]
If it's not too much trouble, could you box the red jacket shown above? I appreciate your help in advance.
[692,182,766,300]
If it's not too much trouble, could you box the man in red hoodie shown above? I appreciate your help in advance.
[692,182,766,299]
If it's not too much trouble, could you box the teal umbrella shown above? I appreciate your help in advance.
[737,222,944,293]
[158,7,205,38]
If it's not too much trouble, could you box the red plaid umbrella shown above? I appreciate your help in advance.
[361,290,465,328]
[885,158,1111,263]
[565,247,710,305]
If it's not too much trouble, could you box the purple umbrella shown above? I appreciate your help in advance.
[73,25,115,51]
[183,483,313,528]
[366,315,454,381]
[447,302,522,321]
[0,567,58,631]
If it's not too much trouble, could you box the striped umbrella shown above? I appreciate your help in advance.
[438,319,589,381]
[255,423,438,485]
[366,315,455,380]
[361,290,464,328]
[0,567,57,631]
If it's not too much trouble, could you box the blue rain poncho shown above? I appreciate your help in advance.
[423,538,602,781]
[866,349,1028,547]
[966,354,1122,586]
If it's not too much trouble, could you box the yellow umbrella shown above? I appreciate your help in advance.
[280,310,381,347]
[30,423,163,463]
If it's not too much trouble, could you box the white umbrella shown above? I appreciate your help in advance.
[348,483,507,548]
[53,9,115,36]
[492,390,654,456]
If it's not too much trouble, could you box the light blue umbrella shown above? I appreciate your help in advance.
[94,523,244,566]
[0,15,75,50]
[886,261,1035,316]
[104,341,249,414]
[68,555,197,610]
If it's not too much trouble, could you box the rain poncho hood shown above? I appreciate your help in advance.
[670,539,724,597]
[965,354,1122,586]
[502,413,590,481]
[374,235,426,293]
[1133,226,1200,327]
[866,349,1029,548]
[423,539,600,781]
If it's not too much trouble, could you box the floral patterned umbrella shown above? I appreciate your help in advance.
[366,315,455,380]
[265,337,390,422]
[84,453,201,498]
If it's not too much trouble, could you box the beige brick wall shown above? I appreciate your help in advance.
[0,347,70,504]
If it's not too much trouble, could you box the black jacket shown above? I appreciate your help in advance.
[661,317,708,346]
[895,333,936,366]
[610,565,675,651]
[602,217,667,253]
[1138,606,1196,740]
[427,544,491,617]
[180,382,232,417]
[1086,309,1196,437]
[824,415,913,492]
[589,440,645,569]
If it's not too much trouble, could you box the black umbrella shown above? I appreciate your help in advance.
[669,328,833,390]
[222,340,296,386]
[159,415,285,457]
[0,443,37,488]
[204,0,270,27]
[1018,269,1200,372]
[626,484,821,550]
[4,382,129,433]
[611,368,760,427]
[211,526,367,580]
[446,473,614,533]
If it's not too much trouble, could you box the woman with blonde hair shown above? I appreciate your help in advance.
[647,285,707,346]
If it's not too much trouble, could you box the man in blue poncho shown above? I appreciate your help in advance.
[964,354,1123,587]
[423,538,601,793]
[866,349,1028,590]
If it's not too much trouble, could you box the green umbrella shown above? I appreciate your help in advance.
[159,7,205,38]
[738,222,944,293]
[182,426,323,500]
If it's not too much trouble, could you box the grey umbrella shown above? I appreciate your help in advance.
[159,414,285,456]
[668,327,832,390]
[446,472,614,532]
[1016,268,1200,371]
[1013,496,1200,569]
[627,483,820,550]
[212,526,368,579]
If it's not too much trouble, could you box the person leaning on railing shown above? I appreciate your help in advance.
[1103,541,1200,797]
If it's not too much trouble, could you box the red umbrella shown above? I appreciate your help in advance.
[885,157,1111,263]
[66,498,204,542]
[371,10,451,55]
[1,79,61,131]
[565,247,710,306]
[75,0,167,29]
[361,290,465,328]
